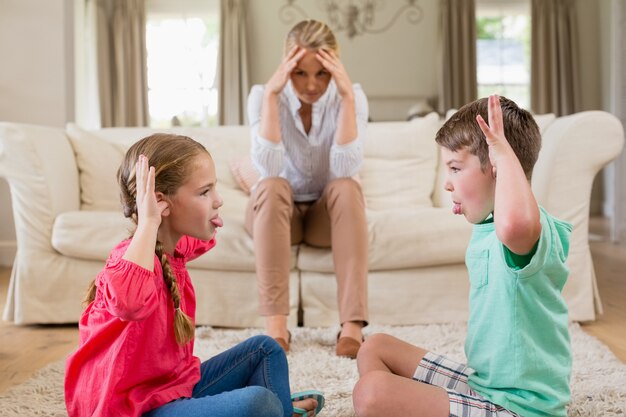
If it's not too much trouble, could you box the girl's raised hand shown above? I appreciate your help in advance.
[134,155,168,228]
[266,45,307,96]
[316,49,353,99]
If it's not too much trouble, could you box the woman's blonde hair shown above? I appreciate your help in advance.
[284,19,339,56]
[84,133,210,345]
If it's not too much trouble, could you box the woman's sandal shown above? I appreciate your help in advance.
[335,331,364,359]
[292,389,325,415]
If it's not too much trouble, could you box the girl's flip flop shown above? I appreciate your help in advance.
[291,389,325,415]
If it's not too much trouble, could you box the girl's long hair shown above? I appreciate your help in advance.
[84,133,209,345]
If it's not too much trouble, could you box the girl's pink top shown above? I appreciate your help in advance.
[64,236,216,417]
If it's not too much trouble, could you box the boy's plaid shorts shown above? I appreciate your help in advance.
[413,352,522,417]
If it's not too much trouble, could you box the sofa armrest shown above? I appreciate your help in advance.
[531,111,624,320]
[533,111,624,227]
[0,123,80,253]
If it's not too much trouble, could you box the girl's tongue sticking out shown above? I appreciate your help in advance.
[211,216,223,228]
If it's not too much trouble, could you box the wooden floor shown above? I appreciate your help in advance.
[0,217,625,394]
[0,268,78,394]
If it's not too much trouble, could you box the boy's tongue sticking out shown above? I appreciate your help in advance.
[453,203,462,215]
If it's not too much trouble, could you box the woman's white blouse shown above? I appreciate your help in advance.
[247,79,369,202]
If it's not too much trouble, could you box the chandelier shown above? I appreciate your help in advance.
[280,0,424,39]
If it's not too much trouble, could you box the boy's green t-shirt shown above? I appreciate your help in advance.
[465,207,572,417]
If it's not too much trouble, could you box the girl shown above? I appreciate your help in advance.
[64,134,324,417]
[245,19,369,358]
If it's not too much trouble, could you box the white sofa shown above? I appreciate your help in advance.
[0,111,623,327]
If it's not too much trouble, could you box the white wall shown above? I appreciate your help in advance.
[0,0,74,126]
[0,0,74,265]
[247,0,441,121]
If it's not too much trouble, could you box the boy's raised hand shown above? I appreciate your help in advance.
[134,155,168,228]
[476,94,514,177]
[476,95,541,255]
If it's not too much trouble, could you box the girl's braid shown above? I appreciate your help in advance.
[155,240,195,345]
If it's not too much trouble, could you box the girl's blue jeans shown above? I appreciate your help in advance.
[143,335,294,417]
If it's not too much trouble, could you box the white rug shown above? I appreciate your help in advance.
[1,323,625,416]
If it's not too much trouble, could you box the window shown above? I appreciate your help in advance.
[476,0,531,109]
[146,0,219,127]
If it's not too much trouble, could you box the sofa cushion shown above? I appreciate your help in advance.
[177,127,252,191]
[297,206,472,272]
[66,125,253,212]
[361,113,440,211]
[188,212,298,272]
[230,155,260,194]
[66,124,126,211]
[52,211,134,260]
[301,266,470,326]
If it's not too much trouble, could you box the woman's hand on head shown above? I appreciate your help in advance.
[266,45,307,96]
[316,49,353,100]
[134,155,168,229]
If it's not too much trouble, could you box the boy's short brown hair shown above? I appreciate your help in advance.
[435,96,541,180]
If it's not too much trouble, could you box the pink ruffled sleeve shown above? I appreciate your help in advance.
[97,242,162,321]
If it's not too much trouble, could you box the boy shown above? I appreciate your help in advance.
[352,95,572,417]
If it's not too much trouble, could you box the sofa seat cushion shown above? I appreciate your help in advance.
[188,213,298,271]
[52,210,296,272]
[189,188,298,271]
[52,211,133,261]
[297,207,472,272]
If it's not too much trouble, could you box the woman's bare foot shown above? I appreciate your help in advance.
[266,315,289,339]
[292,398,318,416]
[266,315,290,351]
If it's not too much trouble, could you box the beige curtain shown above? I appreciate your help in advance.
[96,0,148,127]
[218,0,250,125]
[438,0,477,114]
[530,0,580,116]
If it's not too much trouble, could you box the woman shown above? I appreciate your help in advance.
[245,20,369,359]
